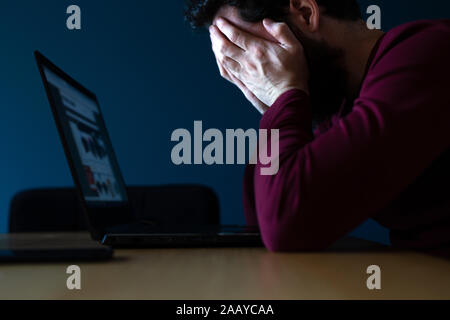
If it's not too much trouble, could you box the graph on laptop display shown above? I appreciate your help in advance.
[43,67,126,203]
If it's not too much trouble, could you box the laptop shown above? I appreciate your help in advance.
[35,51,262,248]
[0,233,113,262]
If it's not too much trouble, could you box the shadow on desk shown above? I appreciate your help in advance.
[327,237,390,253]
[327,237,450,261]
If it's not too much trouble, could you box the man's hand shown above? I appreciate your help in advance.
[210,17,309,110]
[214,56,269,114]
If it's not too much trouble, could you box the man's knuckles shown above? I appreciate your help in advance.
[213,39,236,58]
[251,46,266,60]
[272,23,289,36]
[227,30,242,45]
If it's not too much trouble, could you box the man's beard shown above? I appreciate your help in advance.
[289,24,347,126]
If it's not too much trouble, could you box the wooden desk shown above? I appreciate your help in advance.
[0,236,449,300]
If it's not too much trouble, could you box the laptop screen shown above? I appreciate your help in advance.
[42,66,128,205]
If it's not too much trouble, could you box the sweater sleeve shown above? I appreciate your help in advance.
[243,21,450,252]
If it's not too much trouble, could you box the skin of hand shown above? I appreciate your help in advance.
[214,56,269,114]
[210,17,310,112]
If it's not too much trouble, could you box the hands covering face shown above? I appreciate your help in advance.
[210,18,310,114]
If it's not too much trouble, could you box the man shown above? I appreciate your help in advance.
[185,0,450,255]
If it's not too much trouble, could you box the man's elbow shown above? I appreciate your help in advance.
[261,220,331,252]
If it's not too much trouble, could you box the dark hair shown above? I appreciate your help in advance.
[185,0,362,28]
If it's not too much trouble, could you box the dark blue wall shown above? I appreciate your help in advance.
[0,1,448,244]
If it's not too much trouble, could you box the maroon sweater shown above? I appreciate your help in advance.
[243,20,450,254]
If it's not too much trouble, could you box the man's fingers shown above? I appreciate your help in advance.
[228,73,269,115]
[215,17,263,51]
[218,58,268,114]
[210,25,244,62]
[215,58,233,83]
[221,56,241,75]
[262,19,299,50]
